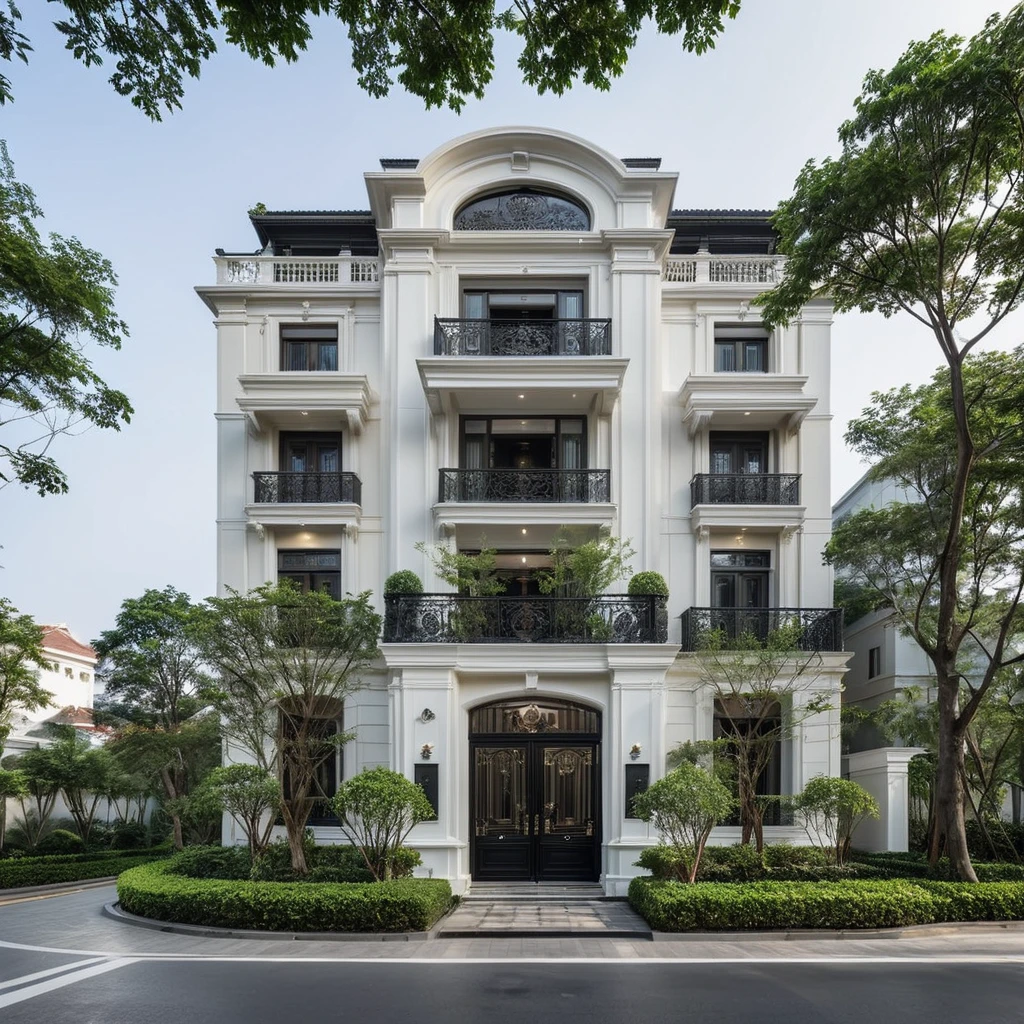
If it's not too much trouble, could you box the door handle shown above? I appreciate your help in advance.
[563,835,572,842]
[533,814,539,834]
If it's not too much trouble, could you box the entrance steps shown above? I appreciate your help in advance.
[464,882,610,901]
[438,882,652,938]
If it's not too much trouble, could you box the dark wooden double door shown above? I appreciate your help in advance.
[471,740,600,881]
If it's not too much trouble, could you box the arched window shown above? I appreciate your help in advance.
[454,189,591,231]
[469,697,599,735]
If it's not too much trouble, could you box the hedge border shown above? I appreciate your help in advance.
[628,877,1024,932]
[0,852,170,889]
[116,860,454,933]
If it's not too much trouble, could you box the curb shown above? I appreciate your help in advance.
[650,920,1024,942]
[0,877,118,900]
[103,901,449,942]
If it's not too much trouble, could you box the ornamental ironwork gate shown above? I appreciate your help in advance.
[470,698,601,882]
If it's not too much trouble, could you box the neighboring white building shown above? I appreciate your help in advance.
[199,128,849,894]
[3,624,100,758]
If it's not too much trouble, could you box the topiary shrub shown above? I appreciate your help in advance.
[35,829,85,855]
[384,571,423,595]
[627,571,669,597]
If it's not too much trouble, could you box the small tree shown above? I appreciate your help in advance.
[538,527,635,598]
[5,744,62,848]
[204,583,381,874]
[204,764,280,861]
[0,767,26,850]
[685,622,833,852]
[793,776,879,866]
[43,726,112,845]
[0,599,53,749]
[332,766,434,881]
[632,760,734,883]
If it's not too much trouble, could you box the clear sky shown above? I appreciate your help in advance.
[0,0,1015,642]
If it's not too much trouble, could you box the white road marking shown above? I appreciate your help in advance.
[0,958,135,1009]
[3,940,1024,966]
[0,957,109,991]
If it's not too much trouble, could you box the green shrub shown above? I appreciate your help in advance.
[384,571,423,595]
[167,845,252,881]
[35,829,85,855]
[762,843,830,869]
[117,860,453,932]
[109,821,150,850]
[792,776,879,865]
[627,571,669,597]
[628,878,939,931]
[0,851,167,889]
[915,880,1024,921]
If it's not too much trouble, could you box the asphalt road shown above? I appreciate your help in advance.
[2,958,1024,1024]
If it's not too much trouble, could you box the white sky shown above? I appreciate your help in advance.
[0,0,1015,641]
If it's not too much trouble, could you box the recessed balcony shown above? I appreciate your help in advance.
[691,474,800,506]
[439,469,610,504]
[383,594,668,644]
[679,606,844,652]
[247,471,362,529]
[433,318,611,357]
[236,373,371,432]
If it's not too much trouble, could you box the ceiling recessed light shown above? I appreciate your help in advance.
[518,394,525,399]
[300,411,309,416]
[743,411,751,416]
[521,528,528,535]
[521,556,527,564]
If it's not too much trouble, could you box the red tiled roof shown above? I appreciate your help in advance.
[39,625,97,661]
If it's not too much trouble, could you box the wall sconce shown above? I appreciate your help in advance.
[420,708,435,722]
[629,743,642,761]
[421,743,435,760]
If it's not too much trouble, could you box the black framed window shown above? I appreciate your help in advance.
[868,646,882,679]
[711,550,771,609]
[280,713,344,825]
[714,697,784,825]
[277,549,341,599]
[460,416,586,471]
[714,326,768,373]
[280,432,341,473]
[710,432,769,475]
[281,325,338,371]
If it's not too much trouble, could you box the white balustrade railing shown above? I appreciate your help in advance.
[664,254,783,285]
[215,256,381,286]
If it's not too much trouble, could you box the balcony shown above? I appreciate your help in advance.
[691,474,800,506]
[433,318,611,357]
[383,594,667,644]
[247,471,362,530]
[663,255,784,289]
[254,472,362,505]
[678,374,816,437]
[439,469,610,504]
[213,255,381,287]
[679,607,844,652]
[236,373,371,432]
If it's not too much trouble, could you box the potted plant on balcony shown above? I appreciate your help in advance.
[628,571,669,642]
[383,571,422,641]
[415,543,505,641]
[538,528,635,642]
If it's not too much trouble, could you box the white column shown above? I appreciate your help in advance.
[843,747,925,852]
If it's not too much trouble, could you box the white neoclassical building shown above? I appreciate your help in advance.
[199,128,849,894]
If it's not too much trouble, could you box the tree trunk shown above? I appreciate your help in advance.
[159,767,185,851]
[933,670,977,881]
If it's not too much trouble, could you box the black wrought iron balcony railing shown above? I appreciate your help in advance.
[679,607,844,652]
[383,594,668,644]
[438,468,611,503]
[252,471,362,505]
[433,317,612,356]
[690,474,801,506]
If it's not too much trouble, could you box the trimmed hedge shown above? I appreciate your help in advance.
[628,877,1024,931]
[637,843,883,882]
[117,860,453,932]
[0,851,170,889]
[852,851,1024,882]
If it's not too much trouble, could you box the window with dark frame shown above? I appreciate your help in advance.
[280,712,344,825]
[280,324,338,371]
[868,646,882,679]
[714,696,784,825]
[277,549,341,599]
[714,325,769,373]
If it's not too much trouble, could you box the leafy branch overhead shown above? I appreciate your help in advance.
[1,1,742,118]
[0,141,131,495]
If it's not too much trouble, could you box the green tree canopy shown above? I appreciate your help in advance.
[0,1,741,118]
[0,597,52,748]
[758,4,1024,881]
[203,582,381,874]
[94,586,213,730]
[0,142,131,496]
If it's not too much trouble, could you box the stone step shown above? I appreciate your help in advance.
[464,883,611,902]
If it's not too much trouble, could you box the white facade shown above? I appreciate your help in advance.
[200,128,848,893]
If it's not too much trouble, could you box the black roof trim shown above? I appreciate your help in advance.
[379,158,419,169]
[249,211,379,255]
[670,209,775,219]
[622,157,662,170]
